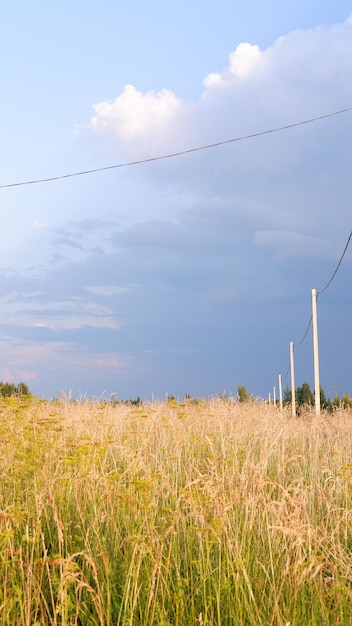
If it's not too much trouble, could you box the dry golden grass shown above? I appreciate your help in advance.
[0,396,351,624]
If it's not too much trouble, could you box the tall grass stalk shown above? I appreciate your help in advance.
[0,396,351,624]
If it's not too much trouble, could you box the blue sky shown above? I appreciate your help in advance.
[0,1,351,400]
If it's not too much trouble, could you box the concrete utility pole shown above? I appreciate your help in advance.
[312,288,321,416]
[290,341,296,416]
[278,374,283,413]
[273,386,276,405]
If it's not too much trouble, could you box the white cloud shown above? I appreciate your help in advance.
[90,18,352,221]
[229,43,263,76]
[202,72,223,90]
[91,84,182,152]
[32,322,55,330]
[203,42,264,88]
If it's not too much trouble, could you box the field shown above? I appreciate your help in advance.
[0,396,352,625]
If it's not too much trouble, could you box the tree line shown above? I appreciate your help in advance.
[283,382,352,411]
[237,383,352,410]
[0,381,31,397]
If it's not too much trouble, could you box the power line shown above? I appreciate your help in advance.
[281,229,352,378]
[283,315,311,379]
[318,229,352,296]
[283,360,291,380]
[1,107,351,190]
[295,315,313,348]
[294,230,352,348]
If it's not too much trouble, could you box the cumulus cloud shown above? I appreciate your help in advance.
[89,18,352,241]
[91,84,183,153]
[203,42,264,88]
[91,20,352,154]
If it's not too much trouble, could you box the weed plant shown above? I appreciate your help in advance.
[0,396,351,624]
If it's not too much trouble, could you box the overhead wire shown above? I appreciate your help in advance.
[0,106,351,189]
[283,360,291,379]
[294,315,313,348]
[282,229,352,378]
[317,229,352,297]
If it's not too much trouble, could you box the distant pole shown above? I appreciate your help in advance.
[273,386,276,405]
[312,288,321,415]
[268,392,271,404]
[290,341,296,416]
[278,374,283,413]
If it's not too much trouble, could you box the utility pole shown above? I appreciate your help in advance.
[312,288,321,415]
[278,374,283,413]
[273,386,276,406]
[290,341,296,416]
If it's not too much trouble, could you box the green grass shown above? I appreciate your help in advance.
[0,396,351,624]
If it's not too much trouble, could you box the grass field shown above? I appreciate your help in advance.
[0,395,351,625]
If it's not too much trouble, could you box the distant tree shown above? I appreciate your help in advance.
[237,386,253,403]
[118,396,142,406]
[16,382,30,396]
[331,393,341,409]
[297,381,314,406]
[0,382,16,397]
[319,385,328,409]
[0,381,31,397]
[325,391,352,411]
[340,392,352,408]
[283,385,292,404]
[284,381,352,412]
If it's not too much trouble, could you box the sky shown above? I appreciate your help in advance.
[0,1,351,400]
